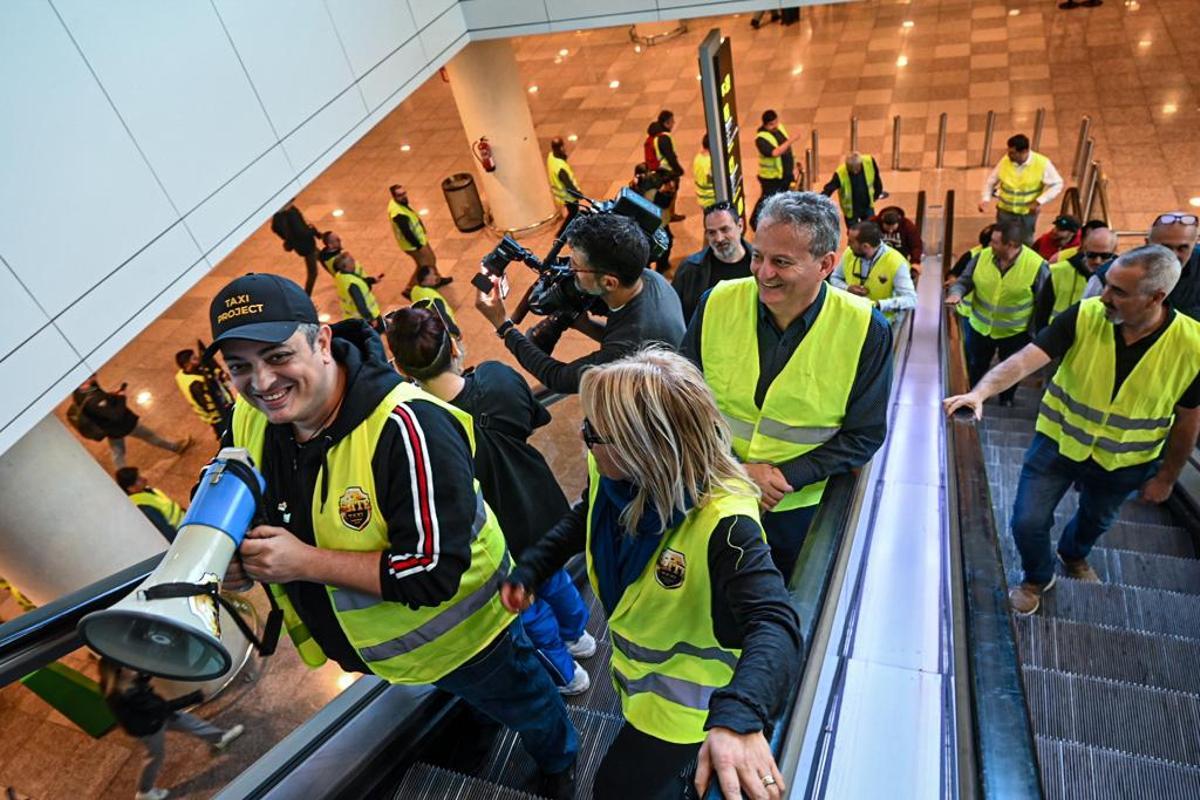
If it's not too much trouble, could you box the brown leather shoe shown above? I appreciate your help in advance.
[1058,553,1100,583]
[1009,575,1056,615]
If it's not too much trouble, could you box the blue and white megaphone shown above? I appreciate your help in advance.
[78,448,277,681]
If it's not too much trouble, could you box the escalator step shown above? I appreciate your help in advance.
[1044,579,1200,639]
[1098,547,1200,595]
[1023,666,1200,765]
[1088,521,1194,558]
[394,762,541,799]
[475,705,624,799]
[564,640,621,717]
[1015,615,1200,694]
[1036,736,1200,800]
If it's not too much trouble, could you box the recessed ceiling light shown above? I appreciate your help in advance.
[634,45,642,53]
[318,313,331,323]
[528,85,539,93]
[567,134,578,142]
[792,65,804,75]
[336,673,357,691]
[1008,8,1020,15]
[1138,39,1152,48]
[559,48,569,56]
[902,20,914,28]
[609,80,620,89]
[400,144,411,152]
[418,208,429,216]
[1189,197,1200,208]
[1163,103,1178,114]
[554,56,563,64]
[332,208,344,217]
[135,391,152,407]
[896,55,909,67]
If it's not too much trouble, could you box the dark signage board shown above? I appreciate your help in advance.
[699,29,745,220]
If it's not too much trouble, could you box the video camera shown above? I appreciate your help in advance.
[478,187,670,353]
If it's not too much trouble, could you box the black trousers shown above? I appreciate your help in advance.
[964,326,1031,403]
[750,178,792,230]
[593,723,700,799]
[554,202,580,240]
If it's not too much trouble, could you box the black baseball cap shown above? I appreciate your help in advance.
[1052,215,1081,232]
[207,273,317,356]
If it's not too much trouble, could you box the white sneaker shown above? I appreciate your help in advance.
[558,662,590,696]
[214,723,244,751]
[135,789,169,800]
[565,631,597,659]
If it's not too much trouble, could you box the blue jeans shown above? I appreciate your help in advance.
[435,619,579,774]
[964,325,1029,403]
[522,568,590,685]
[763,504,819,581]
[1011,433,1158,585]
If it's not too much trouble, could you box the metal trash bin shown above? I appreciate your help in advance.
[442,172,485,233]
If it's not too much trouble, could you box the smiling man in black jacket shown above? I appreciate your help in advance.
[208,273,578,798]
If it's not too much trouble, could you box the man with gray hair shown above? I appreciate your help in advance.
[681,191,893,577]
[945,244,1200,615]
[821,152,885,226]
[1083,212,1200,321]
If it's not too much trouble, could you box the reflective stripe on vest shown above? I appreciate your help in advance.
[693,152,715,208]
[1035,298,1200,470]
[547,152,578,204]
[388,199,427,251]
[410,285,458,325]
[584,455,761,743]
[130,488,184,529]
[955,245,983,319]
[232,383,514,684]
[175,371,221,425]
[841,244,905,320]
[334,271,381,321]
[996,153,1047,215]
[756,125,788,180]
[1048,260,1089,321]
[968,245,1042,339]
[834,156,877,218]
[701,278,871,510]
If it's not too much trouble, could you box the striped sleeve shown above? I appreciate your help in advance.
[375,399,476,608]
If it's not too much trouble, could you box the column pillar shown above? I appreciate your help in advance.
[0,415,166,606]
[445,39,556,232]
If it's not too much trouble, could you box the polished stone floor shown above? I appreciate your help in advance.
[4,0,1198,796]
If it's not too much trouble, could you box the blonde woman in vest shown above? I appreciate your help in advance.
[945,219,1050,406]
[208,274,579,798]
[945,245,1200,615]
[979,133,1063,245]
[502,348,801,800]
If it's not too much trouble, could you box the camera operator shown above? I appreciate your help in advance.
[475,214,686,394]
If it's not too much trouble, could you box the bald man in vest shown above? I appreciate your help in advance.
[945,245,1200,615]
[821,152,885,226]
[979,133,1064,245]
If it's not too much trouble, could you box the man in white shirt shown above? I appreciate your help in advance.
[979,133,1064,245]
[831,221,917,321]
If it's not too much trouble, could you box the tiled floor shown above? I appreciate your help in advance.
[4,0,1199,796]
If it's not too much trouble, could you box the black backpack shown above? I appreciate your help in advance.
[109,681,171,736]
[67,398,106,441]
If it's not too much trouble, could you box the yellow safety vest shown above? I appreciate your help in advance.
[129,488,184,529]
[701,279,871,510]
[956,245,983,319]
[584,456,761,743]
[756,125,789,180]
[968,245,1043,339]
[175,371,221,425]
[334,271,381,321]
[321,249,366,278]
[834,156,878,219]
[995,153,1048,215]
[1036,298,1200,470]
[693,152,715,209]
[388,200,427,252]
[1052,245,1079,264]
[840,245,906,320]
[1048,259,1089,322]
[410,285,457,326]
[546,152,578,205]
[232,384,514,683]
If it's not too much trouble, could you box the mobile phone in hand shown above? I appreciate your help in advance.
[471,272,495,294]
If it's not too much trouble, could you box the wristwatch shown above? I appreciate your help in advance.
[495,319,515,338]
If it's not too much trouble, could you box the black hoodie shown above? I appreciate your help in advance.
[224,321,480,672]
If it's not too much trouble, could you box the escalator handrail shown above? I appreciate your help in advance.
[0,553,163,686]
[941,307,1043,799]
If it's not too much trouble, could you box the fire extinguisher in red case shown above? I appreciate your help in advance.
[473,136,497,173]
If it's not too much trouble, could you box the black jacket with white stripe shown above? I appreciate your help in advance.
[223,321,478,673]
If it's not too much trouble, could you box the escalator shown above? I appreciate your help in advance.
[944,306,1200,799]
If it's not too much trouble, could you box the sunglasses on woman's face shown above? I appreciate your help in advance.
[581,417,610,449]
